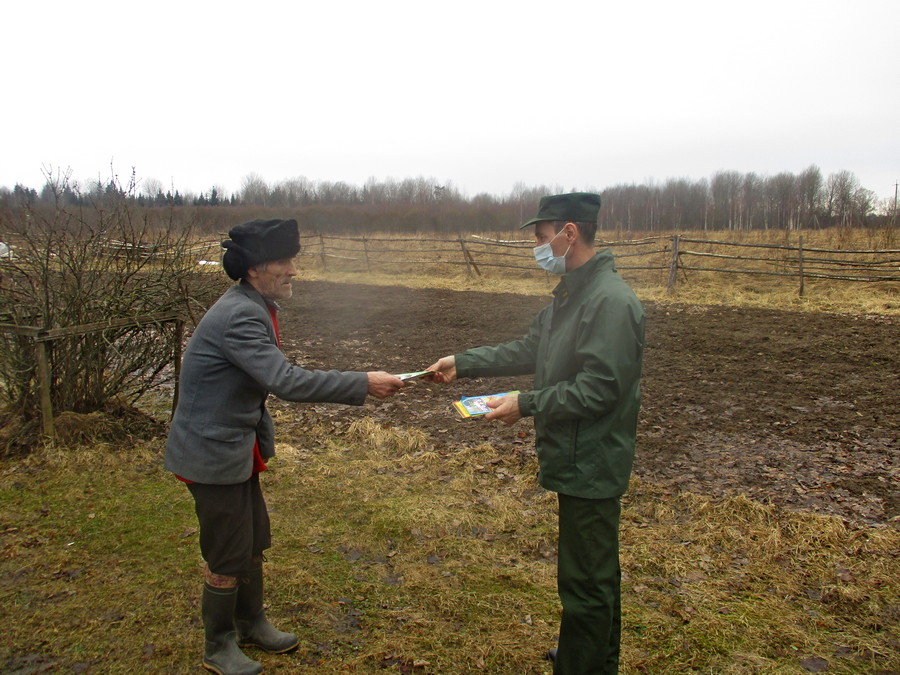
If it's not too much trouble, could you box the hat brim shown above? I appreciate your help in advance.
[519,217,553,229]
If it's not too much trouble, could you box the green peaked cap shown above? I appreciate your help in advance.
[520,192,601,229]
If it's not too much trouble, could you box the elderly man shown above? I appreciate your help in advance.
[165,218,403,675]
[428,193,644,674]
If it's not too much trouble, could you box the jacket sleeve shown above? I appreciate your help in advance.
[454,305,548,378]
[221,302,368,405]
[518,293,644,421]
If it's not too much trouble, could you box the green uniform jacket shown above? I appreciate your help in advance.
[455,250,645,499]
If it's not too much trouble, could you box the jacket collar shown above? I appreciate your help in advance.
[552,249,615,302]
[235,279,281,312]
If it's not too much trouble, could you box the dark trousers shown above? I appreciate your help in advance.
[555,493,622,675]
[187,473,272,578]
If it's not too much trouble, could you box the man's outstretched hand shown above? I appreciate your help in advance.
[426,356,457,383]
[366,371,405,398]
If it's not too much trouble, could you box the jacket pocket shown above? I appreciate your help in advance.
[200,423,248,444]
[573,418,604,470]
[566,420,578,464]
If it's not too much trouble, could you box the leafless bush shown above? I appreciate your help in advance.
[0,171,228,430]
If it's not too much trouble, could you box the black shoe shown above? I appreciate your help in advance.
[544,647,557,663]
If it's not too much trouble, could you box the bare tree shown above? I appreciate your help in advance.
[240,172,270,206]
[0,172,227,446]
[271,176,314,207]
[141,177,165,202]
[797,165,823,228]
[765,173,799,230]
[825,171,860,227]
[710,171,743,230]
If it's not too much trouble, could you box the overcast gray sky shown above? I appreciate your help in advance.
[3,0,898,202]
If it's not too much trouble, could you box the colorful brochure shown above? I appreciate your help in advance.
[452,391,519,418]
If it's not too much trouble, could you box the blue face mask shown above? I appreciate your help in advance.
[533,228,571,274]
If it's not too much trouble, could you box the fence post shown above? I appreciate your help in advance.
[458,238,471,276]
[34,339,55,442]
[318,234,327,270]
[798,235,805,297]
[459,238,481,276]
[666,234,681,294]
[362,237,371,272]
[457,239,481,277]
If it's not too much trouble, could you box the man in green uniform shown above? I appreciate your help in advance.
[428,192,644,674]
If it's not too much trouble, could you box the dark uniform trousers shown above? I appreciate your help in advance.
[555,493,622,675]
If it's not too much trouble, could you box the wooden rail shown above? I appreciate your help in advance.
[0,312,184,442]
[296,233,899,293]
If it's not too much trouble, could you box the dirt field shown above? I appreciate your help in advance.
[273,281,899,528]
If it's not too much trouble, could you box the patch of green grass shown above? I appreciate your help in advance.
[0,445,201,672]
[2,426,898,673]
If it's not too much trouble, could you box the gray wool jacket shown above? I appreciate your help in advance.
[164,282,368,484]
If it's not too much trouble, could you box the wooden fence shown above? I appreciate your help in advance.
[668,235,900,295]
[2,232,895,439]
[7,232,897,295]
[297,233,900,296]
[0,312,184,441]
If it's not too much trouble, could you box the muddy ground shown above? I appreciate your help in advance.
[270,281,899,528]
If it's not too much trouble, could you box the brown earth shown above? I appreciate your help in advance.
[271,280,899,528]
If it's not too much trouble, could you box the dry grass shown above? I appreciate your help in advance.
[297,227,899,316]
[3,423,896,673]
[2,226,896,672]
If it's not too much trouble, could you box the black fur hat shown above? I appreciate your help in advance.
[221,218,300,280]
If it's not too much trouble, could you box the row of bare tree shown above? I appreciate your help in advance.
[1,166,892,233]
[601,167,882,231]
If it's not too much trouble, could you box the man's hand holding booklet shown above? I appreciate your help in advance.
[392,364,520,424]
[452,391,519,419]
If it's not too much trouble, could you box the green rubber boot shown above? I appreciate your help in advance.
[201,584,263,675]
[236,565,299,654]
